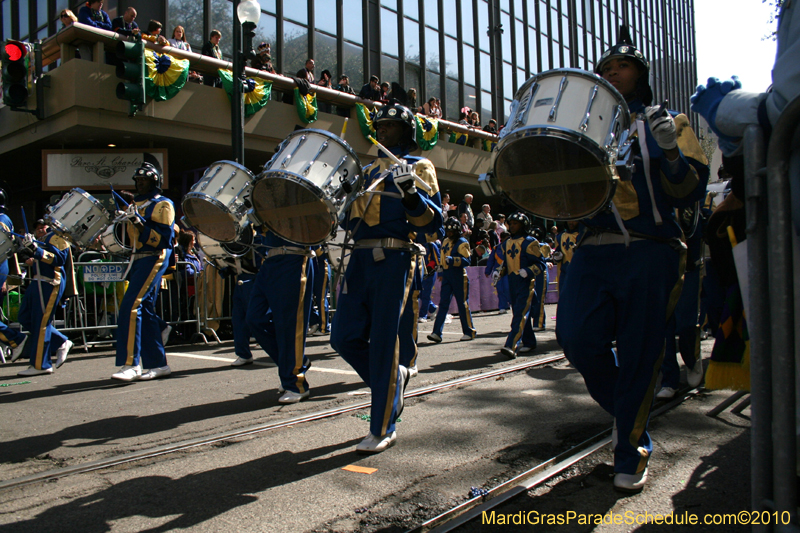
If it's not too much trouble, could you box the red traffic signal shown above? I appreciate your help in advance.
[4,41,26,62]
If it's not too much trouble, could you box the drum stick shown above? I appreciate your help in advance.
[110,185,129,209]
[340,118,348,138]
[366,136,433,194]
[9,230,46,247]
[20,207,29,234]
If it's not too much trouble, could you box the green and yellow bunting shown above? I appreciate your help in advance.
[218,70,272,117]
[145,50,189,101]
[415,114,439,151]
[482,138,497,152]
[449,131,469,146]
[294,88,318,124]
[356,102,377,140]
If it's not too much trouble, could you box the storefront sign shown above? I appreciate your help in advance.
[42,149,168,190]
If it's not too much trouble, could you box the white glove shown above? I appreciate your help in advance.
[391,163,417,195]
[436,265,444,273]
[22,233,37,252]
[552,251,564,262]
[518,269,529,279]
[125,203,143,224]
[644,106,677,151]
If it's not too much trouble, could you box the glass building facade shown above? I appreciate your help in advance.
[2,0,698,127]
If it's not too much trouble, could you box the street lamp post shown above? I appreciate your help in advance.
[232,0,261,165]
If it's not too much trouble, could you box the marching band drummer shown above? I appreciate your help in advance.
[14,223,75,376]
[555,28,709,492]
[331,101,443,454]
[228,227,264,367]
[245,228,315,403]
[111,162,176,382]
[0,189,29,363]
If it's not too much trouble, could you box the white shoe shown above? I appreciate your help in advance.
[396,365,410,418]
[418,317,429,323]
[18,366,53,376]
[278,390,310,404]
[444,314,453,324]
[55,340,73,369]
[161,325,172,346]
[656,386,676,400]
[308,324,320,335]
[460,333,475,341]
[500,347,517,360]
[427,333,442,343]
[10,335,28,363]
[112,364,142,381]
[408,365,418,378]
[687,358,704,388]
[231,356,253,367]
[356,431,397,454]
[140,365,171,380]
[517,345,533,353]
[614,467,648,493]
[498,309,510,315]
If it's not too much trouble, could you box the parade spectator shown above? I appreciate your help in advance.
[476,204,492,226]
[495,214,507,235]
[59,9,77,28]
[77,0,112,60]
[459,212,472,238]
[379,82,390,103]
[318,69,333,113]
[408,88,421,113]
[251,42,274,73]
[111,7,139,36]
[296,59,315,83]
[483,119,498,134]
[486,221,501,248]
[457,194,474,228]
[335,74,356,117]
[143,20,168,45]
[470,111,481,127]
[168,25,191,51]
[441,193,452,220]
[359,75,381,101]
[202,30,223,87]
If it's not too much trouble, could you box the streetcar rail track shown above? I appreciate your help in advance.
[0,354,566,492]
[408,389,699,533]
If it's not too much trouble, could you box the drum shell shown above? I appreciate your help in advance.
[250,129,363,246]
[100,221,132,256]
[0,229,17,264]
[44,188,112,247]
[196,230,254,269]
[182,161,254,242]
[488,68,630,221]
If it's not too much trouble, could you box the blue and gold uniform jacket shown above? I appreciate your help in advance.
[556,230,580,265]
[584,99,710,239]
[127,190,175,253]
[31,232,71,283]
[345,149,443,242]
[496,234,545,279]
[440,236,471,272]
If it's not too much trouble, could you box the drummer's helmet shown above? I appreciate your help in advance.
[507,212,531,234]
[0,189,7,209]
[373,101,418,152]
[132,162,163,190]
[595,25,653,106]
[444,217,462,236]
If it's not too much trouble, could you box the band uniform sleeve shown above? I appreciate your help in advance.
[658,113,710,207]
[453,241,472,268]
[524,240,545,277]
[405,161,443,231]
[139,200,176,250]
[36,234,70,266]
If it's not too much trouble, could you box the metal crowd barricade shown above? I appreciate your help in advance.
[744,94,800,532]
[193,262,235,344]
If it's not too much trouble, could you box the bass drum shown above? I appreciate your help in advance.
[480,68,631,221]
[45,188,112,247]
[99,221,132,256]
[182,161,254,242]
[250,129,363,246]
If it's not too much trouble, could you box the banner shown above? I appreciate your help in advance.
[145,50,190,101]
[415,114,439,151]
[294,88,318,124]
[449,131,469,146]
[356,102,377,140]
[482,138,497,152]
[218,70,272,118]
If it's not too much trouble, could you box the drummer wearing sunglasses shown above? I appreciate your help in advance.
[555,26,709,493]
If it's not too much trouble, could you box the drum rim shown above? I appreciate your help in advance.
[515,68,629,111]
[279,128,363,173]
[493,124,613,172]
[181,192,249,242]
[45,188,113,246]
[201,159,256,179]
[101,221,133,254]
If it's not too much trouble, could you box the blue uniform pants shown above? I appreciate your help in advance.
[116,252,169,369]
[662,266,702,388]
[18,279,66,370]
[529,269,547,329]
[505,274,538,350]
[556,240,683,475]
[309,257,331,332]
[247,255,314,394]
[418,272,438,318]
[496,276,510,310]
[232,274,256,359]
[331,249,416,438]
[432,270,475,338]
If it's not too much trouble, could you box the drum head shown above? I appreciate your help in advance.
[251,173,333,246]
[494,132,615,221]
[182,196,238,242]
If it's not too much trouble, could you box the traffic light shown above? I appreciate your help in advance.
[2,40,30,108]
[115,36,146,116]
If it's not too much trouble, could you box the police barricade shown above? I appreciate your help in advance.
[192,261,235,344]
[0,255,203,351]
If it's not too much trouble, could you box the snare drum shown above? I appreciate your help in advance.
[182,161,254,242]
[480,68,631,221]
[99,221,132,256]
[45,188,113,248]
[196,230,253,269]
[250,129,363,246]
[0,228,17,264]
